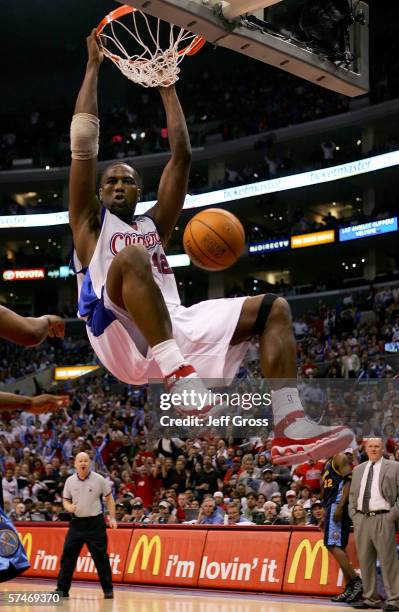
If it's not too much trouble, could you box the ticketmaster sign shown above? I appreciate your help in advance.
[0,151,398,229]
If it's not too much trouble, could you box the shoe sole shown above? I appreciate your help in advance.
[272,429,354,465]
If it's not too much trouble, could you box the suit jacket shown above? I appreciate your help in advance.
[349,458,399,528]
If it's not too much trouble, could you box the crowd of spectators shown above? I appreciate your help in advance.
[0,337,94,385]
[0,61,350,171]
[292,284,399,381]
[1,282,398,385]
[238,283,399,380]
[0,282,397,526]
[2,421,399,527]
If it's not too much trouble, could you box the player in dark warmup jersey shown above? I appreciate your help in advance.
[321,452,363,604]
[0,305,69,581]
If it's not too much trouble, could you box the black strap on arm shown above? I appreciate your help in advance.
[253,293,279,335]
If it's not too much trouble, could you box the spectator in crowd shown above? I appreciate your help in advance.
[279,490,298,520]
[297,486,313,511]
[223,457,243,487]
[270,491,283,507]
[309,500,325,526]
[290,504,309,526]
[263,501,289,526]
[293,459,325,493]
[341,347,361,378]
[150,500,178,525]
[2,469,18,504]
[115,503,126,522]
[242,492,259,521]
[194,456,222,502]
[175,492,188,523]
[8,502,27,522]
[226,503,253,525]
[129,499,147,524]
[213,492,226,516]
[238,455,261,494]
[51,501,65,522]
[258,468,280,500]
[197,497,224,525]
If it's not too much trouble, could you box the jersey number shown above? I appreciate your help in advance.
[323,478,333,488]
[152,253,172,275]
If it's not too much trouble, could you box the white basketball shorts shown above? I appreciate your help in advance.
[86,289,250,385]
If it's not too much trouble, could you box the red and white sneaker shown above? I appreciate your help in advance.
[164,365,225,417]
[271,410,354,465]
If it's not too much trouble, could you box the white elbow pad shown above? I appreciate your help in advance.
[70,113,100,160]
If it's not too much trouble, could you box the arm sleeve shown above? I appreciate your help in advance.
[63,479,72,501]
[101,476,112,497]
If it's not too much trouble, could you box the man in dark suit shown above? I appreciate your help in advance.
[349,438,399,611]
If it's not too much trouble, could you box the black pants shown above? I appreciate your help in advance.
[57,514,113,593]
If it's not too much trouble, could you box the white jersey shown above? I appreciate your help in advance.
[74,207,249,385]
[75,208,180,323]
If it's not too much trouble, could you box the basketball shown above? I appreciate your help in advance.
[183,208,245,271]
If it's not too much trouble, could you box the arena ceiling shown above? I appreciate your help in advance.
[0,0,115,69]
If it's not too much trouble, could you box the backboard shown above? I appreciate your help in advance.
[116,0,369,97]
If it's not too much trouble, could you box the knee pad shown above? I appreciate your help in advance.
[253,293,279,335]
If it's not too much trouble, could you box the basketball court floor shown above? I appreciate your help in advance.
[0,579,351,612]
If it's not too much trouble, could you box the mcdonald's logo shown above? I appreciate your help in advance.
[18,532,32,562]
[128,535,161,575]
[287,539,329,585]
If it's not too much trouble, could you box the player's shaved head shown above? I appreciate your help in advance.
[333,451,352,476]
[99,162,143,222]
[100,162,142,189]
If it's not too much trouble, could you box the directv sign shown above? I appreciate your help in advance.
[339,217,398,242]
[249,239,290,254]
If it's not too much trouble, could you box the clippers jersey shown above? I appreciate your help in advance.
[73,207,250,385]
[75,209,180,317]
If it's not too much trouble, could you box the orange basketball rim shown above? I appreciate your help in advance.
[96,4,206,87]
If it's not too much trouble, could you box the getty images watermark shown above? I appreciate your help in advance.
[158,390,271,428]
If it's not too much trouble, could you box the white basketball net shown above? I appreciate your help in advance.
[98,9,203,88]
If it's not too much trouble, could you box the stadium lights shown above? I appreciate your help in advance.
[0,150,399,230]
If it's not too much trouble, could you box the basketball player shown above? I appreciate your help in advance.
[321,452,363,603]
[0,304,69,420]
[69,30,353,465]
[0,305,69,582]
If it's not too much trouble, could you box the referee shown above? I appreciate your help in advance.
[55,452,116,599]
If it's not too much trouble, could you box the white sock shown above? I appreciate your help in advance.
[151,339,190,378]
[271,387,304,424]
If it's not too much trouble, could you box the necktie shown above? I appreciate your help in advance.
[362,462,375,513]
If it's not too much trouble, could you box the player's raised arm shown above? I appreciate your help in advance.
[149,85,192,246]
[69,30,103,263]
